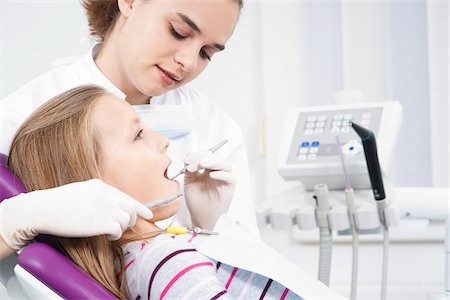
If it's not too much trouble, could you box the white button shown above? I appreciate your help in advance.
[334,114,343,121]
[307,116,316,122]
[298,148,309,154]
[344,114,353,120]
[341,127,350,133]
[362,112,372,119]
[331,127,340,133]
[341,140,363,157]
[332,121,341,127]
[361,119,370,126]
[306,122,315,129]
[316,122,325,128]
[318,115,327,121]
[307,154,317,160]
[304,128,314,135]
[297,154,306,161]
[309,147,319,154]
[314,128,324,134]
[342,120,350,127]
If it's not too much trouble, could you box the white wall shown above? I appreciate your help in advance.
[427,0,449,187]
[0,1,90,98]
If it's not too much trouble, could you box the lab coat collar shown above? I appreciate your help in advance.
[79,44,127,100]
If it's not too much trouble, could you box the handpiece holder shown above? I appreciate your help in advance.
[256,187,399,233]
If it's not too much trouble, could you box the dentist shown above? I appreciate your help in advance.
[0,0,257,258]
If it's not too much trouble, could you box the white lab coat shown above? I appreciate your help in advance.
[0,46,259,236]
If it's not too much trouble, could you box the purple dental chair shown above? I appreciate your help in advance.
[0,153,116,299]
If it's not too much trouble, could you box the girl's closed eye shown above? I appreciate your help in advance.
[135,129,144,141]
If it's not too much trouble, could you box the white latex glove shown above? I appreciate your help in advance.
[184,151,236,230]
[0,179,153,250]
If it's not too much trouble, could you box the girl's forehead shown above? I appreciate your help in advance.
[93,94,139,127]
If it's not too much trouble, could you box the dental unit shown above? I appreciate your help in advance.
[257,101,404,299]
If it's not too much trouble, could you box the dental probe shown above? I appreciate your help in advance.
[165,226,219,235]
[140,226,219,240]
[144,193,183,209]
[170,138,229,180]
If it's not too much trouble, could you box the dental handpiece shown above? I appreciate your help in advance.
[144,193,183,209]
[350,122,385,200]
[170,138,229,180]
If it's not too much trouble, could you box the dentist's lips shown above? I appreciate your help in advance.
[157,66,181,87]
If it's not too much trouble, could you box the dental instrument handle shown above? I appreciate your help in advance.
[209,138,229,153]
[351,122,389,300]
[166,226,188,235]
[350,122,385,200]
[145,193,183,209]
[170,139,229,180]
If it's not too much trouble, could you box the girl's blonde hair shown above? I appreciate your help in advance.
[8,85,128,299]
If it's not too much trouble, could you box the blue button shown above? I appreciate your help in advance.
[311,141,320,147]
[301,142,309,148]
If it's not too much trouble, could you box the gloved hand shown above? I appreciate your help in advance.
[184,151,236,230]
[0,179,153,250]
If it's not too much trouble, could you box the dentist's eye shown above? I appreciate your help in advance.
[135,129,144,141]
[170,24,186,40]
[200,48,211,61]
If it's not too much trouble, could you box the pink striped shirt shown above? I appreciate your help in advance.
[122,233,301,300]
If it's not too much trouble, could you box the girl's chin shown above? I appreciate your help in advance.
[147,199,180,221]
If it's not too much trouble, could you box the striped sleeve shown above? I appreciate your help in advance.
[124,237,233,300]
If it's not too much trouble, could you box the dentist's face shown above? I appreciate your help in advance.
[93,94,180,221]
[107,0,240,101]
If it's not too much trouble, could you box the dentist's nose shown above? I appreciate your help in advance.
[174,47,199,73]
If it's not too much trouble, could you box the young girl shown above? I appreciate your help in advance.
[8,85,343,300]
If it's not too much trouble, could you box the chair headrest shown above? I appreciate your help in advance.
[0,153,26,202]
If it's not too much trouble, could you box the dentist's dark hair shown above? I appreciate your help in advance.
[81,0,120,42]
[81,0,244,42]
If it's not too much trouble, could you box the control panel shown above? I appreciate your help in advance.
[278,102,402,190]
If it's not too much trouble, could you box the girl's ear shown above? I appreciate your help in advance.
[117,0,136,18]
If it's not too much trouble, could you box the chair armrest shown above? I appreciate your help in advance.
[18,242,116,299]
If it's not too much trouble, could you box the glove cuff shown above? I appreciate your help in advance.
[0,196,37,250]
